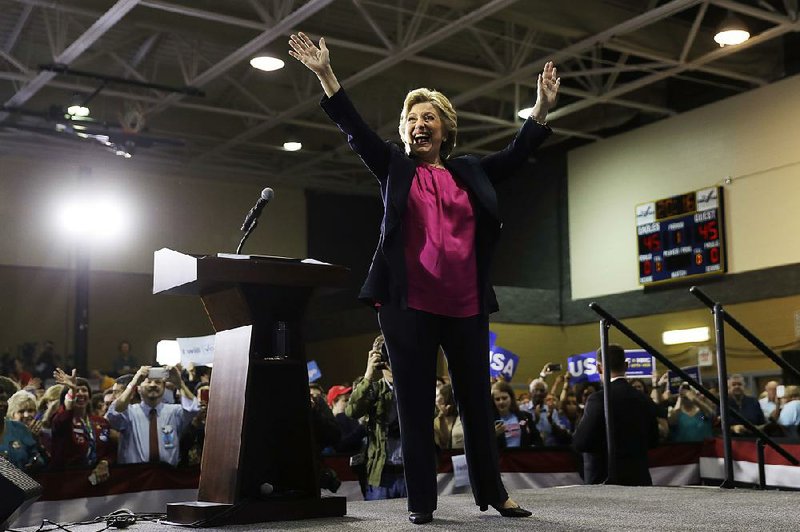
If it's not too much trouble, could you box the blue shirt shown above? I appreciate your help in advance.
[0,419,42,469]
[778,400,800,438]
[106,398,198,466]
[670,410,713,443]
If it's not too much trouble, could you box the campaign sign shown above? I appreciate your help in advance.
[307,360,322,383]
[176,335,216,367]
[489,330,498,349]
[451,453,470,488]
[567,352,600,384]
[668,365,702,395]
[489,346,519,381]
[624,350,655,377]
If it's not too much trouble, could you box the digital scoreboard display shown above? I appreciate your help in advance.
[635,187,726,286]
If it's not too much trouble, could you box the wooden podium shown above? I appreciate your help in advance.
[152,248,349,525]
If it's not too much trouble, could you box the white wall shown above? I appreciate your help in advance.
[568,73,800,299]
[0,154,307,273]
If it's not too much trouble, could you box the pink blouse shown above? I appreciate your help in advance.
[404,163,479,317]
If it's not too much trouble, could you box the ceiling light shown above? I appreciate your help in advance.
[67,104,90,117]
[283,141,302,151]
[517,107,533,119]
[662,327,710,346]
[714,11,750,47]
[250,55,285,72]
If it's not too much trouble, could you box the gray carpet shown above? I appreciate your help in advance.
[13,485,798,531]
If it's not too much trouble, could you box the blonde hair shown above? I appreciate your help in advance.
[398,88,458,159]
[785,385,800,399]
[7,390,36,419]
[38,384,64,411]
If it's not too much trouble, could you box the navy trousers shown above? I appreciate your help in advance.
[378,306,508,513]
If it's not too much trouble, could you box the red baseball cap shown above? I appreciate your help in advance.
[326,385,352,407]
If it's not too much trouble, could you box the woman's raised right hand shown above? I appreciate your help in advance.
[288,32,330,76]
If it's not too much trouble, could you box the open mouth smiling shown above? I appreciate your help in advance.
[413,132,431,146]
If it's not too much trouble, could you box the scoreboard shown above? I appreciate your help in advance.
[635,187,726,286]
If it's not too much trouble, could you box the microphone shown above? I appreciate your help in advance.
[240,187,274,231]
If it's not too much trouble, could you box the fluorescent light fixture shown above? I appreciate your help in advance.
[156,340,181,366]
[250,55,285,72]
[283,141,302,151]
[714,12,750,47]
[67,104,90,117]
[662,327,710,346]
[517,107,533,119]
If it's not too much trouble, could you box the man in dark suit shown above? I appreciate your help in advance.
[573,344,659,486]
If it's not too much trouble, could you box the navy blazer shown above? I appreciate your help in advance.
[320,88,551,314]
[573,378,660,486]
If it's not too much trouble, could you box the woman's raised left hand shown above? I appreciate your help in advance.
[531,61,560,122]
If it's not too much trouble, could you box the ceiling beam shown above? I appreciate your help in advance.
[194,0,521,163]
[4,3,34,53]
[1,0,141,122]
[450,0,704,108]
[539,20,800,123]
[146,0,334,115]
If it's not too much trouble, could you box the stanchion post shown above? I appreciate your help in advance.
[600,319,617,485]
[714,304,735,488]
[757,439,767,490]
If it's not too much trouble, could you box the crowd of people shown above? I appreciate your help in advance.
[1,337,797,499]
[0,340,211,483]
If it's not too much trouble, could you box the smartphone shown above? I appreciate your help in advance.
[547,363,563,372]
[148,367,169,380]
[199,388,210,402]
[777,385,785,399]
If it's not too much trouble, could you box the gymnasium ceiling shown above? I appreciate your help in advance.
[0,0,798,193]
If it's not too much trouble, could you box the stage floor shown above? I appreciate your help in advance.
[13,484,797,531]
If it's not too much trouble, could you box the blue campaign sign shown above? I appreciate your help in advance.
[307,360,322,383]
[489,330,498,349]
[489,346,519,381]
[567,352,600,384]
[668,365,702,395]
[624,350,655,377]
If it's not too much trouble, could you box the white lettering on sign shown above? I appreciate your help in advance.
[637,222,660,235]
[671,270,687,278]
[694,210,715,223]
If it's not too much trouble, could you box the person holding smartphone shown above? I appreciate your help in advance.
[106,365,199,466]
[491,380,542,449]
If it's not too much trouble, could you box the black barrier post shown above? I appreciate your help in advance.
[600,320,617,485]
[757,439,767,490]
[690,287,800,381]
[588,302,798,467]
[714,303,735,488]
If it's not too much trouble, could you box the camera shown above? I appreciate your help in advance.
[546,363,562,372]
[147,366,169,380]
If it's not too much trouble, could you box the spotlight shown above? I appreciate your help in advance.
[67,104,90,117]
[283,141,302,151]
[714,11,750,47]
[250,55,285,72]
[66,93,90,117]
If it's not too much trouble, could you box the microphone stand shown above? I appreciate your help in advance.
[236,218,257,254]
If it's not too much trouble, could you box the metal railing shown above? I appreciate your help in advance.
[588,299,799,488]
[689,286,800,488]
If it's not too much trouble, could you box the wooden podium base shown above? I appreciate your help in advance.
[167,496,347,526]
